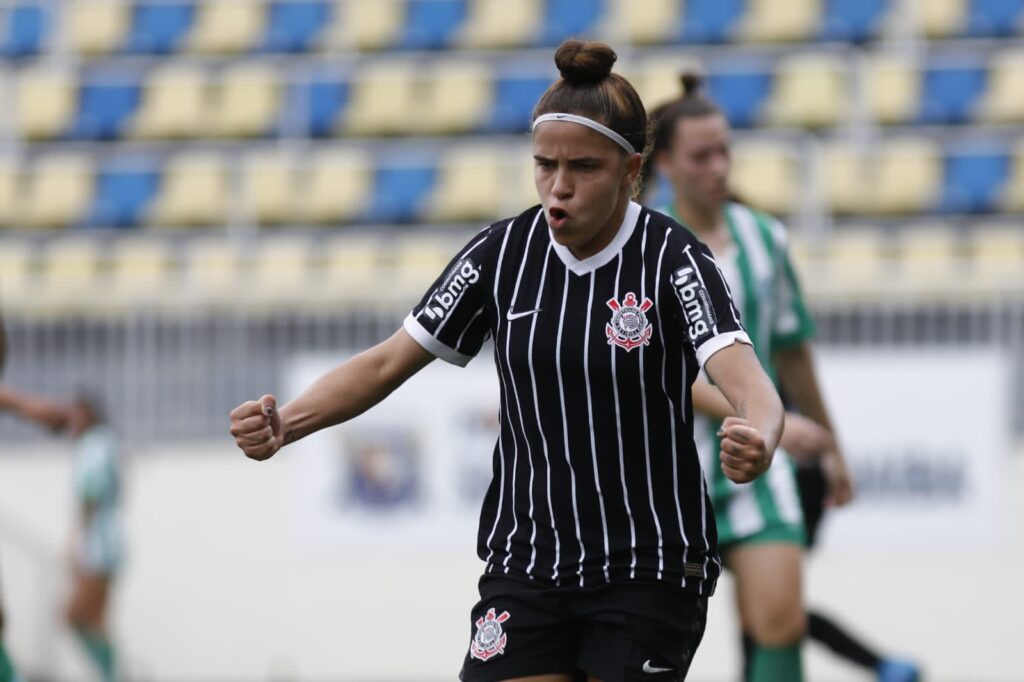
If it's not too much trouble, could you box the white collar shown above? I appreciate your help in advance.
[548,201,642,276]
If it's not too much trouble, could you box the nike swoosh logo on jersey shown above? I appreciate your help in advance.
[642,660,674,674]
[506,308,542,321]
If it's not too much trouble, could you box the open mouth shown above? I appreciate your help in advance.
[548,207,569,228]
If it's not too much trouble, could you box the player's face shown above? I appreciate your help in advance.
[658,113,731,212]
[533,121,641,256]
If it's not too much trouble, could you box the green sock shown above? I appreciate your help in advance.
[0,641,20,682]
[750,643,803,682]
[74,629,116,682]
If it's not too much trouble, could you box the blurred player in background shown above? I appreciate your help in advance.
[648,74,919,682]
[0,387,121,682]
[0,319,22,682]
[232,39,785,682]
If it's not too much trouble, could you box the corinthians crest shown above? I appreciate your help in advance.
[606,292,654,352]
[470,608,511,661]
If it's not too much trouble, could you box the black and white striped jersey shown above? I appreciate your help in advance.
[404,201,751,595]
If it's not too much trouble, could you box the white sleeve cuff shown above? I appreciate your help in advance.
[695,330,753,369]
[403,314,474,367]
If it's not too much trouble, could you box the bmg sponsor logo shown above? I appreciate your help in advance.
[673,266,717,342]
[423,257,481,321]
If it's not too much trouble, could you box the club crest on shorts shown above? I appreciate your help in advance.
[470,608,510,661]
[606,292,654,352]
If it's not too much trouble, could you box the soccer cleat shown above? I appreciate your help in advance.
[876,658,921,682]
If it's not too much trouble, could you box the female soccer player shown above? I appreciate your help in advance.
[648,74,863,682]
[0,387,120,682]
[231,40,785,682]
[0,320,23,682]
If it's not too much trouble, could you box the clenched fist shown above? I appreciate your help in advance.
[230,394,284,461]
[718,416,772,484]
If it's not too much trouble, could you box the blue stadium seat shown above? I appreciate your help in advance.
[488,75,551,133]
[260,1,331,52]
[399,0,467,50]
[87,162,161,228]
[820,0,887,42]
[2,2,47,57]
[680,0,744,43]
[294,75,349,137]
[539,0,604,45]
[706,68,772,127]
[70,78,142,140]
[965,0,1024,37]
[939,148,1010,213]
[122,2,196,54]
[918,63,988,124]
[366,164,438,223]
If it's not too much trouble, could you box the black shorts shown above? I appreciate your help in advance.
[460,574,708,682]
[795,462,828,549]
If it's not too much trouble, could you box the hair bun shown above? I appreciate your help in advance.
[680,72,704,97]
[554,39,617,86]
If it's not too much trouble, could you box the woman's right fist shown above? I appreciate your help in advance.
[230,394,284,461]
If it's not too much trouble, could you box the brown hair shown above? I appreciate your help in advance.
[532,40,650,158]
[650,72,723,156]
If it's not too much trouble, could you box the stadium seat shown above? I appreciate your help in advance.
[458,0,541,48]
[636,58,704,110]
[23,155,94,229]
[940,146,1010,213]
[869,138,942,214]
[487,74,551,133]
[186,0,265,54]
[539,0,603,45]
[209,63,282,138]
[969,224,1024,288]
[680,0,745,43]
[820,0,887,41]
[909,0,967,38]
[343,62,417,135]
[15,67,75,140]
[399,0,466,49]
[260,1,331,52]
[705,67,772,128]
[240,152,297,225]
[69,76,142,140]
[824,226,890,296]
[415,62,493,135]
[2,2,48,57]
[148,153,229,227]
[977,49,1024,123]
[37,237,102,305]
[109,237,176,300]
[67,1,130,56]
[131,64,209,139]
[603,0,677,45]
[822,142,866,214]
[729,139,798,216]
[293,72,349,137]
[329,0,405,50]
[323,236,381,296]
[297,149,372,224]
[0,239,33,300]
[366,163,439,223]
[87,161,161,228]
[898,223,964,292]
[1000,142,1024,212]
[122,1,195,54]
[184,236,245,298]
[0,160,17,228]
[426,146,505,223]
[964,0,1024,37]
[251,235,314,300]
[393,238,456,294]
[762,53,848,128]
[864,53,920,125]
[736,0,820,43]
[918,60,987,124]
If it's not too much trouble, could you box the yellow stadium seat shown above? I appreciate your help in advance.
[393,238,455,295]
[0,240,34,301]
[38,237,102,304]
[763,54,848,128]
[132,65,210,139]
[323,237,382,297]
[184,237,244,299]
[329,0,405,50]
[343,62,417,135]
[969,224,1024,290]
[824,226,891,296]
[458,0,542,48]
[241,152,297,225]
[869,138,942,214]
[67,1,130,56]
[865,53,920,125]
[415,62,493,135]
[602,0,677,44]
[23,155,93,229]
[209,64,281,138]
[909,0,967,38]
[15,68,75,140]
[1001,142,1024,212]
[297,150,372,224]
[737,0,820,43]
[978,49,1024,124]
[513,155,539,212]
[110,237,175,300]
[636,58,704,111]
[252,235,313,298]
[0,161,18,228]
[427,146,505,223]
[822,142,866,215]
[186,0,266,54]
[730,139,797,216]
[148,153,229,227]
[898,224,964,292]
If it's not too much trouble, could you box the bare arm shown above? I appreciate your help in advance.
[230,329,435,461]
[703,342,784,483]
[0,387,68,431]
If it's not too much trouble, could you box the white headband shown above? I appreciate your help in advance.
[532,113,636,155]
